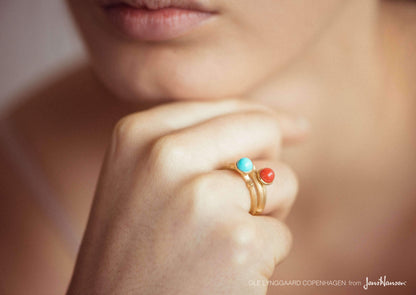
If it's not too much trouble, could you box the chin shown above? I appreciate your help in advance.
[93,56,262,103]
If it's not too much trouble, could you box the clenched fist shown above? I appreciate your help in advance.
[67,100,305,295]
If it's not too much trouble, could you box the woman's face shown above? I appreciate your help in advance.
[67,0,346,102]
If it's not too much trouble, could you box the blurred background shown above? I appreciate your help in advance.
[0,0,86,110]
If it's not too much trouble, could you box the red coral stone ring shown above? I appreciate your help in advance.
[224,158,275,215]
[252,168,275,214]
[258,168,275,185]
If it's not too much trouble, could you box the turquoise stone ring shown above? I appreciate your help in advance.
[225,157,274,215]
[236,157,253,173]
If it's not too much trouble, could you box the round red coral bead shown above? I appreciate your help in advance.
[259,168,275,184]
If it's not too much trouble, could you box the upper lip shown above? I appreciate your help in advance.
[98,0,213,11]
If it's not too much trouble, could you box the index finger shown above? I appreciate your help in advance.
[113,99,308,155]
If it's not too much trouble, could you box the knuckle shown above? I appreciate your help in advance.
[260,221,292,276]
[231,222,258,249]
[272,221,293,262]
[276,221,292,245]
[148,134,187,174]
[189,175,213,199]
[112,115,142,146]
[181,175,262,266]
[184,174,221,218]
[228,222,259,266]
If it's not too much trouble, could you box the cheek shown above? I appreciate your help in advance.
[230,0,349,62]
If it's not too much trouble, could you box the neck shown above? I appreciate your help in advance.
[246,0,399,173]
[249,0,382,120]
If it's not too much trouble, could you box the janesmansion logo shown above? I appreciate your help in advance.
[363,275,407,290]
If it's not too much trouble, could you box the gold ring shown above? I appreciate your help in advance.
[224,162,258,215]
[224,158,275,215]
[250,170,266,214]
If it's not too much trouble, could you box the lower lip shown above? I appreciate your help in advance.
[103,4,214,41]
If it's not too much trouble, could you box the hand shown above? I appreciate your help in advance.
[67,100,306,295]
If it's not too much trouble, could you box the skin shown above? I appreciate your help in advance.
[67,0,347,101]
[0,0,416,294]
[68,101,300,294]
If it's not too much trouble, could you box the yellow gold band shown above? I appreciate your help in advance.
[224,162,258,215]
[250,170,266,214]
[224,158,274,215]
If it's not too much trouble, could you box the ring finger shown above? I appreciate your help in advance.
[184,160,298,220]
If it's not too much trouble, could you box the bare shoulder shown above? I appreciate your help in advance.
[0,64,130,293]
[0,66,101,294]
[0,144,74,294]
[6,66,105,137]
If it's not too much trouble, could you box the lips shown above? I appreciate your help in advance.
[97,0,216,41]
[99,0,209,11]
